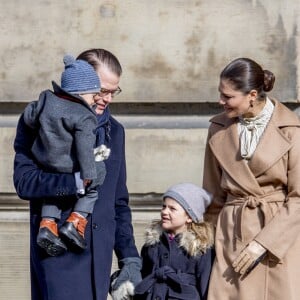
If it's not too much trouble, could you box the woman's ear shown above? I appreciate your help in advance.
[249,89,258,100]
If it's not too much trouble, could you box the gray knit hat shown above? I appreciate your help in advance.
[163,183,212,223]
[61,54,101,94]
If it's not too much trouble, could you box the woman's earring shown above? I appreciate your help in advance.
[250,100,254,108]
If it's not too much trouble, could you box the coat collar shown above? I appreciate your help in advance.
[144,220,214,256]
[51,81,95,113]
[209,99,300,195]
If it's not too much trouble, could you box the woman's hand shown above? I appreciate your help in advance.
[232,240,266,275]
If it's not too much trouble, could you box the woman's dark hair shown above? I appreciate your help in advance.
[77,48,122,76]
[220,58,275,100]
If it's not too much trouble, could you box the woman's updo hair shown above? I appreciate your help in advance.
[220,58,275,100]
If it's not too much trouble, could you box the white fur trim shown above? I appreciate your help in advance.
[111,281,135,300]
[144,220,162,246]
[144,220,214,256]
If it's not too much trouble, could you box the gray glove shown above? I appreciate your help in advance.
[111,257,142,300]
[87,161,106,190]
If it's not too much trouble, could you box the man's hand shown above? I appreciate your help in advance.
[110,257,142,300]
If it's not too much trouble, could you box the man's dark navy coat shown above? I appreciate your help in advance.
[13,113,139,300]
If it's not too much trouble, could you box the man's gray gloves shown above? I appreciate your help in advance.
[110,257,142,300]
[232,240,266,275]
[87,161,106,190]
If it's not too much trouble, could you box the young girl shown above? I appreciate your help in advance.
[111,183,214,300]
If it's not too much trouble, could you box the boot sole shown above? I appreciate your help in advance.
[37,230,67,256]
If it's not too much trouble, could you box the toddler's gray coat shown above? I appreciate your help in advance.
[23,82,98,180]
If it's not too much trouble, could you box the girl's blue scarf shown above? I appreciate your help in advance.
[95,107,111,146]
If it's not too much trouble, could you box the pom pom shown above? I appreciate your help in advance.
[63,54,75,67]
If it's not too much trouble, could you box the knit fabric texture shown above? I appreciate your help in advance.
[163,183,212,223]
[238,97,274,160]
[61,54,100,94]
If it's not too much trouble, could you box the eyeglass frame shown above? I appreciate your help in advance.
[94,86,122,98]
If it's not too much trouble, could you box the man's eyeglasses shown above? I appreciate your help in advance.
[94,87,122,98]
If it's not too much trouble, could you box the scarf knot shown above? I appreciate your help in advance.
[238,98,274,159]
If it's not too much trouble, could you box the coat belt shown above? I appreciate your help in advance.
[135,265,196,295]
[225,190,286,242]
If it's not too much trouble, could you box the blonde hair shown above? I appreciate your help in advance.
[146,219,214,256]
[186,222,214,252]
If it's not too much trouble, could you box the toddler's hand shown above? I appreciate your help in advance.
[83,179,92,187]
[74,172,85,195]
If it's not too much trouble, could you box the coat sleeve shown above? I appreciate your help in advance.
[196,248,215,300]
[23,100,40,129]
[254,126,300,260]
[73,114,97,180]
[13,114,77,200]
[203,126,227,226]
[113,125,139,260]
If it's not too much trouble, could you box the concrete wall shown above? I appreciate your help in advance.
[1,116,209,194]
[1,0,300,298]
[1,0,300,102]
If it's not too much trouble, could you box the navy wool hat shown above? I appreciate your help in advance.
[61,54,101,94]
[163,183,212,223]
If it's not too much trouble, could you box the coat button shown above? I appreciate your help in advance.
[92,223,99,230]
[163,253,168,259]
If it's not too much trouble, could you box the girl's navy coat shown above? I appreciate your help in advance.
[13,112,139,300]
[134,221,214,300]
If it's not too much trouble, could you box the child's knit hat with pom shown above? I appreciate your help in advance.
[61,54,100,94]
[163,183,212,223]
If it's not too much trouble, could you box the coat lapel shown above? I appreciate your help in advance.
[209,99,300,193]
[248,99,300,176]
[248,121,290,177]
[209,115,261,195]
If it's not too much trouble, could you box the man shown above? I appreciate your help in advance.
[13,49,141,300]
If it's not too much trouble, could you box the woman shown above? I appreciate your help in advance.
[13,49,141,300]
[203,57,300,300]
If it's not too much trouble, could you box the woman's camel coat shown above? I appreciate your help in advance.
[203,99,300,300]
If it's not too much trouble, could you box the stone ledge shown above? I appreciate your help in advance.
[0,193,162,212]
[1,101,299,115]
[130,193,162,212]
[0,193,29,211]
